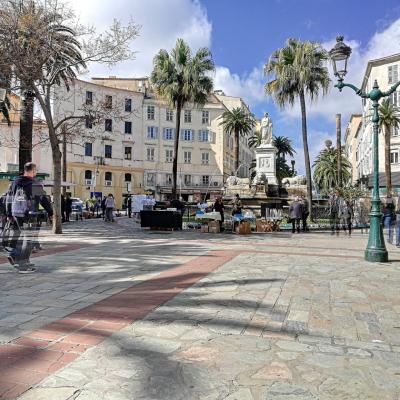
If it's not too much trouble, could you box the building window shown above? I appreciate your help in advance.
[85,91,93,105]
[146,173,155,186]
[124,146,132,160]
[84,142,92,157]
[147,105,155,120]
[182,129,193,141]
[85,170,92,180]
[166,109,173,122]
[163,128,174,140]
[201,152,210,165]
[388,65,399,84]
[392,126,400,137]
[165,149,173,163]
[166,173,172,185]
[125,98,132,112]
[199,130,210,142]
[85,117,93,129]
[147,126,158,139]
[125,121,132,134]
[184,151,191,164]
[105,119,112,132]
[390,91,398,106]
[184,109,192,123]
[202,175,210,186]
[105,95,112,109]
[147,147,155,161]
[202,110,209,124]
[105,145,112,159]
[184,174,191,185]
[105,172,112,181]
[391,151,399,164]
[125,173,132,182]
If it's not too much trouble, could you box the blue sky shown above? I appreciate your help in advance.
[70,0,400,172]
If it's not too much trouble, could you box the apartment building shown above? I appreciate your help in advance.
[352,54,400,187]
[344,114,362,184]
[91,78,255,202]
[53,79,145,207]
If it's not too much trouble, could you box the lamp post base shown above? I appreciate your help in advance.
[365,212,388,263]
[365,248,388,263]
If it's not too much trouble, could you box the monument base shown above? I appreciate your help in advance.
[254,145,278,186]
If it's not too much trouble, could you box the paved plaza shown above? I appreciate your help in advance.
[0,218,400,399]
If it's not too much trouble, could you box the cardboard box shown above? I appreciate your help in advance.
[200,224,209,233]
[208,221,220,233]
[256,220,271,233]
[236,221,251,235]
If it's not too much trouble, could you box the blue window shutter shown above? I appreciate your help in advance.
[155,127,158,138]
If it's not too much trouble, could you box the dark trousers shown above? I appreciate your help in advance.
[291,218,301,233]
[9,217,34,266]
[342,219,352,235]
[302,212,309,231]
[330,212,339,232]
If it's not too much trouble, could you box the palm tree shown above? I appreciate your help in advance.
[248,130,262,148]
[379,99,400,195]
[313,146,351,192]
[220,107,256,172]
[265,38,330,213]
[272,135,296,160]
[151,38,214,199]
[276,156,294,186]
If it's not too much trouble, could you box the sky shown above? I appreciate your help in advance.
[68,0,400,173]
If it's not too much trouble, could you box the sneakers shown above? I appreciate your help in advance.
[7,255,15,266]
[17,266,36,274]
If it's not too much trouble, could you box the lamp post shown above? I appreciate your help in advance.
[329,36,400,262]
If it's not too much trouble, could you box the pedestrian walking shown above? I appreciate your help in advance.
[61,194,66,223]
[329,192,340,234]
[127,196,132,218]
[213,196,225,231]
[382,195,395,244]
[289,196,303,234]
[300,195,309,232]
[340,199,353,236]
[104,194,116,222]
[101,196,107,219]
[5,162,53,273]
[65,194,72,222]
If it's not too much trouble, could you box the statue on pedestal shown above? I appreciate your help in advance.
[260,112,273,146]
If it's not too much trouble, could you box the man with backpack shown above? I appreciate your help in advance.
[6,162,53,273]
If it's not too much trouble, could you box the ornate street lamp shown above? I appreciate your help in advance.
[329,36,400,262]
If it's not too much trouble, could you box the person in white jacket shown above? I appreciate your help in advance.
[104,194,116,222]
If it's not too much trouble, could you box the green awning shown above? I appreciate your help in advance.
[0,172,49,181]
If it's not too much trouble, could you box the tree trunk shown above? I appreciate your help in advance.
[32,84,62,234]
[336,113,342,188]
[172,102,182,199]
[235,130,240,173]
[18,88,34,173]
[62,125,67,196]
[384,122,392,195]
[299,90,313,219]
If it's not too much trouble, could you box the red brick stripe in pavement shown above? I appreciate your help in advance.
[0,250,238,399]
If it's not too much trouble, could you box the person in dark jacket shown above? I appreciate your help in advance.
[289,197,303,234]
[6,162,53,273]
[127,196,132,218]
[61,194,66,223]
[213,196,225,230]
[382,195,395,244]
[65,194,72,222]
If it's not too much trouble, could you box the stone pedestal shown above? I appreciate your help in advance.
[254,144,278,186]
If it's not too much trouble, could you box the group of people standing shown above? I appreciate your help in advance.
[288,196,309,233]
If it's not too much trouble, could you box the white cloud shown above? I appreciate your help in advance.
[282,18,400,122]
[67,0,212,77]
[293,130,336,175]
[214,66,265,107]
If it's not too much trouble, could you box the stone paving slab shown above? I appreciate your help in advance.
[0,218,399,398]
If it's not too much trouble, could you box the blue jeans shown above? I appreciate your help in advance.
[383,215,394,243]
[396,218,400,246]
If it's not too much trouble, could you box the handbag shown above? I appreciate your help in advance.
[1,219,21,250]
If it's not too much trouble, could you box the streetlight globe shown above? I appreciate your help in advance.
[328,36,352,80]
